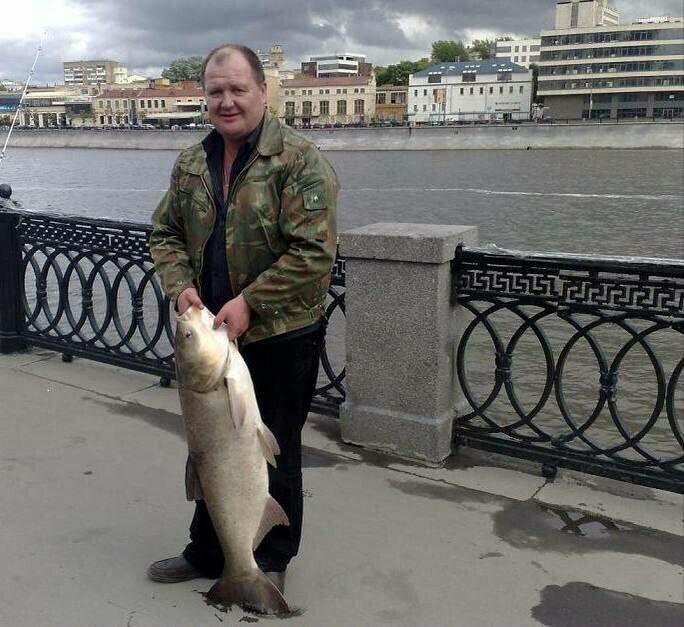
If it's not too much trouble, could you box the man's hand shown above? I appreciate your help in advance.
[176,287,204,315]
[214,294,251,340]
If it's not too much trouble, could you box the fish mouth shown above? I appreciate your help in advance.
[176,310,192,323]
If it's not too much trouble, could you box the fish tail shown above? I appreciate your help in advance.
[207,570,289,616]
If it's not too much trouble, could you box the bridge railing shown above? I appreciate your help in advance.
[451,244,684,493]
[0,209,345,417]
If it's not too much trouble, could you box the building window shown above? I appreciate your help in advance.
[147,100,152,108]
[361,88,365,93]
[337,100,347,115]
[423,89,427,96]
[514,56,519,62]
[354,99,364,114]
[489,87,494,94]
[336,89,341,94]
[460,88,464,95]
[319,89,324,94]
[123,100,128,109]
[479,87,484,94]
[161,100,165,108]
[462,73,476,82]
[325,89,330,94]
[154,100,159,108]
[302,101,312,116]
[470,87,474,95]
[413,105,418,112]
[509,86,514,94]
[354,88,359,93]
[432,104,436,111]
[521,56,527,63]
[114,100,119,109]
[514,46,519,52]
[99,101,104,109]
[499,86,504,94]
[285,101,295,118]
[377,93,386,104]
[139,100,144,109]
[342,89,347,94]
[320,100,329,115]
[522,46,527,52]
[519,86,524,94]
[422,104,427,111]
[497,72,512,82]
[414,89,418,96]
[427,74,442,84]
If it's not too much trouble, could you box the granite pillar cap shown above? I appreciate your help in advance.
[339,223,478,264]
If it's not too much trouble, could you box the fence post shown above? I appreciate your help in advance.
[338,223,478,464]
[0,210,27,353]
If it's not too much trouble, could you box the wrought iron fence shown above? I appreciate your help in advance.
[451,245,684,493]
[0,209,345,416]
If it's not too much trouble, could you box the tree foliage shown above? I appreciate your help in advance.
[375,58,431,86]
[431,40,469,63]
[161,56,204,83]
[469,39,495,60]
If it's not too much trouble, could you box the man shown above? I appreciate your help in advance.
[147,44,338,592]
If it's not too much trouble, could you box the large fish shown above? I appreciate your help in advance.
[174,304,290,615]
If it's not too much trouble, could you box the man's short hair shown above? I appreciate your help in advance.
[200,44,265,87]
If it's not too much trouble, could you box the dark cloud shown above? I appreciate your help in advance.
[4,0,683,83]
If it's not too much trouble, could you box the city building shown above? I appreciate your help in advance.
[374,86,408,122]
[301,53,372,78]
[555,0,619,29]
[19,86,84,127]
[496,38,541,68]
[538,7,684,119]
[257,45,285,69]
[0,92,22,124]
[63,60,124,86]
[280,75,376,126]
[0,80,24,92]
[408,61,533,123]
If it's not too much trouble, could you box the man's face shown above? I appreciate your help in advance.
[203,49,267,143]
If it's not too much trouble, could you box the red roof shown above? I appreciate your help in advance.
[137,87,204,97]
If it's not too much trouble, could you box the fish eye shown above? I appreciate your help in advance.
[184,331,193,339]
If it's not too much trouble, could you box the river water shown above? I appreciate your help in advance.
[2,146,682,462]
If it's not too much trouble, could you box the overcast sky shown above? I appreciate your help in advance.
[1,0,682,84]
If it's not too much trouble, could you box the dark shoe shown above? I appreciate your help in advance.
[264,570,286,594]
[147,555,207,583]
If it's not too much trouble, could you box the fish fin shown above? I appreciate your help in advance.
[224,374,246,430]
[256,424,280,467]
[206,569,289,616]
[253,496,290,550]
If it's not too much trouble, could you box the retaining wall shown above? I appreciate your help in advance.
[3,121,683,151]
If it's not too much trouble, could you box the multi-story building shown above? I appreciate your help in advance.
[538,8,684,119]
[64,60,123,86]
[280,75,376,126]
[555,0,619,29]
[496,38,541,68]
[257,45,285,69]
[19,86,84,127]
[301,53,373,78]
[0,92,21,124]
[408,61,533,123]
[91,85,206,127]
[375,86,408,122]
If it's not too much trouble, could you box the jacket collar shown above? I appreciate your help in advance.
[179,110,282,175]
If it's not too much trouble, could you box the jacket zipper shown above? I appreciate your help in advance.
[197,174,217,299]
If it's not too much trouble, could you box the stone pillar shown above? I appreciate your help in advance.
[339,223,478,464]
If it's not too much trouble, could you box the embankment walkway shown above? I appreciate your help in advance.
[0,349,682,626]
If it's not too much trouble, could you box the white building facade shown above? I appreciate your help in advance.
[496,38,541,68]
[408,61,533,123]
[555,0,620,29]
[306,53,367,77]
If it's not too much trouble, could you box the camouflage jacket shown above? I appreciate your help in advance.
[149,111,339,345]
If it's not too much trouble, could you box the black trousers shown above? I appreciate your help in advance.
[182,323,324,575]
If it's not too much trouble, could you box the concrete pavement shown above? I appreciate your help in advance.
[0,349,682,627]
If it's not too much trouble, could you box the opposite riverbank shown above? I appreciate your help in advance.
[4,120,683,151]
[0,348,682,626]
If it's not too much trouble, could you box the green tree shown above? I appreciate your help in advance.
[431,40,469,63]
[0,83,7,91]
[375,58,431,86]
[469,39,495,60]
[161,56,204,83]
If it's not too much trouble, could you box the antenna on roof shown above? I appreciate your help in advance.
[0,32,46,178]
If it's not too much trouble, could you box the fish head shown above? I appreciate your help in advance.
[175,305,230,391]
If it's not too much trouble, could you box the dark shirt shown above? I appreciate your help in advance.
[200,120,263,314]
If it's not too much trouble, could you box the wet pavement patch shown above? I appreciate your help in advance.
[492,500,684,567]
[302,445,350,469]
[531,582,684,627]
[387,478,505,510]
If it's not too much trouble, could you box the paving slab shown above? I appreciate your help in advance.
[1,356,682,627]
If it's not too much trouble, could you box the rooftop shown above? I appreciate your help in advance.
[282,75,373,88]
[413,60,530,77]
